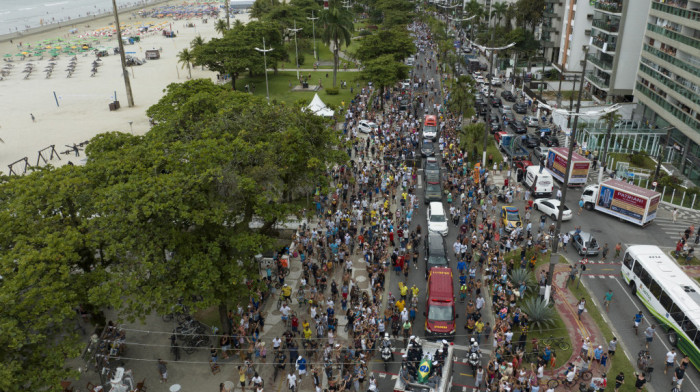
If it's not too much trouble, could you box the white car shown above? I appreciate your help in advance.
[358,120,378,134]
[524,116,539,127]
[428,201,449,237]
[533,199,573,221]
[492,77,502,86]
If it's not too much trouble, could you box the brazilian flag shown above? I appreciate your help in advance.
[417,358,432,383]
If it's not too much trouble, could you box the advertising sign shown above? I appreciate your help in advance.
[645,195,661,223]
[597,185,648,224]
[546,151,565,182]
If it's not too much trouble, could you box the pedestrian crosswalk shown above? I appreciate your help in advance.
[654,217,697,241]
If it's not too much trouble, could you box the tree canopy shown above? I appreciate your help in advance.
[354,27,416,64]
[0,79,347,390]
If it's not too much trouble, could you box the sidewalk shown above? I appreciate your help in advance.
[549,263,607,374]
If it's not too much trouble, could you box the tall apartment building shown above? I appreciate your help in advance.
[633,0,700,182]
[542,0,565,64]
[584,0,651,103]
[556,0,595,73]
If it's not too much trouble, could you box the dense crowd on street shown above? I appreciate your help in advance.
[201,17,629,392]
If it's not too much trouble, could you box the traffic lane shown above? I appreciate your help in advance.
[584,274,700,391]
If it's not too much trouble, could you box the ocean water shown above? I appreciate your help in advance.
[0,0,159,34]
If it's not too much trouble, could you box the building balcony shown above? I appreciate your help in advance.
[642,44,700,79]
[638,62,700,106]
[591,36,617,52]
[594,1,623,14]
[586,72,610,89]
[592,19,620,33]
[647,23,700,51]
[587,54,613,71]
[651,0,700,22]
[635,81,700,131]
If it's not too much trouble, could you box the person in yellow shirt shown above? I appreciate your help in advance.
[411,285,419,299]
[396,298,405,312]
[399,282,408,299]
[303,325,313,340]
[302,319,310,332]
[475,320,485,344]
[281,284,292,301]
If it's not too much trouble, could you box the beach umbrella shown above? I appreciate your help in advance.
[71,46,77,49]
[46,46,52,49]
[15,53,23,57]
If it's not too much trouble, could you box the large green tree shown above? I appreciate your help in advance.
[360,54,408,110]
[192,20,287,90]
[448,75,477,120]
[320,0,354,88]
[355,27,415,64]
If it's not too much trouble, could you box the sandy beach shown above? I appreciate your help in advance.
[0,2,248,175]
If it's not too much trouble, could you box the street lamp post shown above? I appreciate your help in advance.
[307,11,319,62]
[255,37,274,104]
[111,0,134,107]
[542,44,623,303]
[288,21,303,81]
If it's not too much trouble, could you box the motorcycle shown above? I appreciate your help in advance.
[381,346,393,371]
[468,350,481,377]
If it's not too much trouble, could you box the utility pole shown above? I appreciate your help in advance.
[289,21,303,80]
[112,0,134,107]
[307,11,319,61]
[482,7,495,168]
[567,74,578,128]
[255,37,274,104]
[544,44,590,304]
[654,126,673,181]
[225,0,230,29]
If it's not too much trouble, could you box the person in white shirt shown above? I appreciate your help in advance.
[287,373,297,391]
[665,349,677,374]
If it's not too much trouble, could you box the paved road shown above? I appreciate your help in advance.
[369,23,700,392]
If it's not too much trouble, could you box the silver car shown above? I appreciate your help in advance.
[569,230,601,256]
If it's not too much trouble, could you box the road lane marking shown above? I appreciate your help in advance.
[612,277,699,392]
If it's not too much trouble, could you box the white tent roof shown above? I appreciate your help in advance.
[305,93,334,117]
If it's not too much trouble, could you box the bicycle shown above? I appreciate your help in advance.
[297,289,307,306]
[541,335,571,351]
[182,334,210,354]
[547,369,592,390]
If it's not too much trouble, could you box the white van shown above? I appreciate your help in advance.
[428,201,449,237]
[523,166,553,198]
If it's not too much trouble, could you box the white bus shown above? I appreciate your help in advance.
[621,245,700,369]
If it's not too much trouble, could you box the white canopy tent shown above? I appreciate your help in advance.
[305,93,334,117]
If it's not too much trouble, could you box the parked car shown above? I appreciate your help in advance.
[569,230,601,256]
[421,139,435,157]
[510,121,527,134]
[541,134,560,147]
[513,102,528,114]
[533,146,550,161]
[533,199,573,221]
[499,105,512,116]
[523,116,539,127]
[489,113,500,125]
[500,90,515,102]
[522,134,540,148]
[492,77,502,86]
[358,120,378,133]
[490,122,502,133]
[490,97,503,107]
[503,112,516,125]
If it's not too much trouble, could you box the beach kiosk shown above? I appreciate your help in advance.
[145,50,160,60]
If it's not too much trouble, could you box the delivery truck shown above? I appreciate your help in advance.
[581,179,661,226]
[545,147,591,186]
[394,339,454,392]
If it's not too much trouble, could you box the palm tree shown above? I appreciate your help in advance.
[190,35,204,50]
[320,0,354,88]
[448,75,476,121]
[464,0,484,39]
[178,48,193,79]
[492,2,508,27]
[214,19,228,36]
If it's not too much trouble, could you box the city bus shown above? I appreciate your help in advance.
[621,245,700,369]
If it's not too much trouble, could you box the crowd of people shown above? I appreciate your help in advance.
[205,15,639,392]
